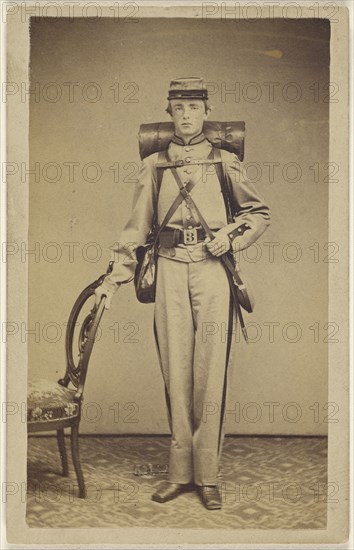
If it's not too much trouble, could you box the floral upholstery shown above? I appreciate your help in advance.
[27,378,79,423]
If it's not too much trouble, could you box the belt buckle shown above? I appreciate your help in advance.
[183,228,198,245]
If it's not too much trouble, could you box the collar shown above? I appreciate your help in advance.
[171,131,207,146]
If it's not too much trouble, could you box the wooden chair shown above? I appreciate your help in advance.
[27,268,110,498]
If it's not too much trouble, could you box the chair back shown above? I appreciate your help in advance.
[59,272,107,402]
[138,120,245,161]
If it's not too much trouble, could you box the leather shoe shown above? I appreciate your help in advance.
[151,482,186,503]
[200,485,222,510]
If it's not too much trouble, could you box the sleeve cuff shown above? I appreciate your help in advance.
[102,276,121,294]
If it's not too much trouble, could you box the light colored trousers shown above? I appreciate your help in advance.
[154,255,235,486]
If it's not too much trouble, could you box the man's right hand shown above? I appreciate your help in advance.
[94,278,120,309]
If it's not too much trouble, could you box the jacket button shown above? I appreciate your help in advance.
[185,157,191,163]
[185,147,191,152]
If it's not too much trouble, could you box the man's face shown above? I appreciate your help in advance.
[169,99,209,140]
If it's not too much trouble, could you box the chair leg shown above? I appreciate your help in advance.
[70,424,86,498]
[56,429,69,476]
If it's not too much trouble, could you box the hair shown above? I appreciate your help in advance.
[165,99,212,116]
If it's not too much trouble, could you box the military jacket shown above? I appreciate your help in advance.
[105,132,271,288]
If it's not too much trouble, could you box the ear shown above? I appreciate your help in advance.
[203,109,210,121]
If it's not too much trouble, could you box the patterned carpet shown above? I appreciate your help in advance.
[27,435,327,529]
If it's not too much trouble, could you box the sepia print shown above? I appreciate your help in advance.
[4,1,350,546]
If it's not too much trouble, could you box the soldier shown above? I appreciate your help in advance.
[95,77,271,510]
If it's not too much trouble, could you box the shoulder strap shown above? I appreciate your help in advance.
[156,150,167,192]
[151,151,168,229]
[212,148,236,224]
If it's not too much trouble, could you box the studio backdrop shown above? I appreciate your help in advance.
[28,17,330,435]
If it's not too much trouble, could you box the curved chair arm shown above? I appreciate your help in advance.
[59,263,113,401]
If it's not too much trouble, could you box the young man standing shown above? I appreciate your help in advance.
[95,77,271,509]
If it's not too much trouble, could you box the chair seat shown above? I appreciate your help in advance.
[27,378,79,423]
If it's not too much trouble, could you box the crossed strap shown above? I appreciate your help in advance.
[166,151,249,344]
[152,147,216,240]
[152,160,201,247]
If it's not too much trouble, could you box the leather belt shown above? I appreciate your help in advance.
[158,227,208,247]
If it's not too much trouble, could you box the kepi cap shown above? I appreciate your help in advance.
[167,77,208,100]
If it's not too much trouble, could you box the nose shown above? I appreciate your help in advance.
[182,108,190,119]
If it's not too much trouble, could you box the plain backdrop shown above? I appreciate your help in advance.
[28,17,330,435]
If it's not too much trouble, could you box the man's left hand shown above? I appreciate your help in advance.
[204,229,231,257]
